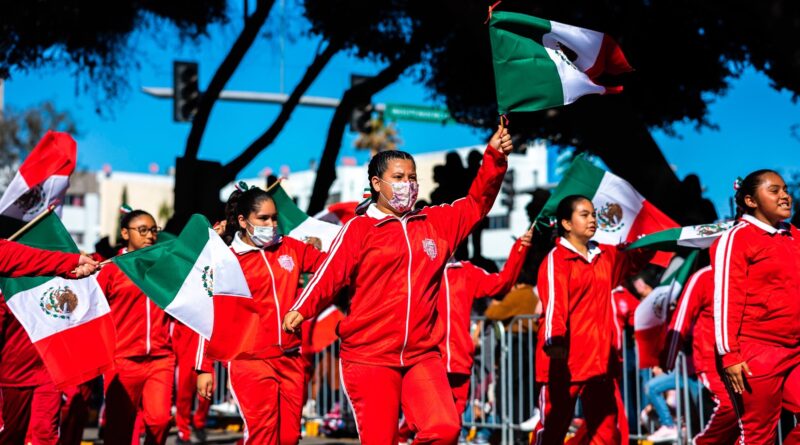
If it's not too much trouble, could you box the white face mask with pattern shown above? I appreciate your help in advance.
[246,221,281,247]
[379,179,419,213]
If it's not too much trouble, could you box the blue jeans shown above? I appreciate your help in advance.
[462,405,494,442]
[643,372,699,427]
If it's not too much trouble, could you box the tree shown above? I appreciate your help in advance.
[0,0,228,103]
[0,101,78,192]
[418,0,800,224]
[353,118,402,156]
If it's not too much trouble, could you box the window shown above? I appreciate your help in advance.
[64,194,85,207]
[487,215,510,230]
[70,232,84,245]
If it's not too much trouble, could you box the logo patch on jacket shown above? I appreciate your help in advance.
[278,254,295,272]
[422,239,437,260]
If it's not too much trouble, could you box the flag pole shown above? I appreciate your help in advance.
[7,205,56,241]
[264,178,283,194]
[517,222,536,253]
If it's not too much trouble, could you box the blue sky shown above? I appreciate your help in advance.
[5,8,799,219]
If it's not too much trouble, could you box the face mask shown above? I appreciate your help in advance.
[247,221,281,248]
[379,179,419,213]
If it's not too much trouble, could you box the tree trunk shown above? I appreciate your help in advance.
[183,0,275,160]
[306,51,420,215]
[167,40,339,232]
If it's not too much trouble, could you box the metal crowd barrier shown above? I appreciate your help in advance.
[207,316,800,444]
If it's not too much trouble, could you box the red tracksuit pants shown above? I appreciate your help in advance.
[0,383,61,445]
[228,353,306,445]
[340,356,460,445]
[398,373,471,442]
[728,342,800,445]
[59,383,93,445]
[565,380,627,445]
[532,376,620,445]
[175,360,212,441]
[103,355,175,445]
[693,370,739,445]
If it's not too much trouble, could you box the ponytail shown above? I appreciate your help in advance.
[223,183,273,244]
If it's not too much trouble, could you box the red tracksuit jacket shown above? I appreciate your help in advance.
[610,286,639,353]
[97,252,172,358]
[0,239,82,278]
[290,145,507,367]
[229,233,326,359]
[711,214,800,369]
[440,239,528,375]
[536,238,652,383]
[0,300,51,387]
[662,266,713,373]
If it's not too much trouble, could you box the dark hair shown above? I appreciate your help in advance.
[734,169,780,220]
[555,194,592,237]
[120,210,154,231]
[224,187,274,243]
[356,150,416,215]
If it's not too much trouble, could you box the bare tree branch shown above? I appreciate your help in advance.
[184,0,275,160]
[219,39,342,184]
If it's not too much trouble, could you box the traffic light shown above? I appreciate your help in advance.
[349,74,374,133]
[173,61,200,122]
[501,169,515,211]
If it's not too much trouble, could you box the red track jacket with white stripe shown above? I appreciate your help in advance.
[711,215,800,369]
[536,238,652,383]
[290,145,507,368]
[611,286,639,354]
[0,299,51,387]
[97,251,172,359]
[662,266,713,373]
[228,233,326,359]
[0,239,82,278]
[439,239,528,375]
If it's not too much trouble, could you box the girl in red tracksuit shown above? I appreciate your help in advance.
[661,265,740,445]
[97,209,175,445]
[533,195,652,445]
[399,230,532,442]
[196,185,326,445]
[712,170,800,444]
[283,127,513,445]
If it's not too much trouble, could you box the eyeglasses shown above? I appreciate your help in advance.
[127,226,161,236]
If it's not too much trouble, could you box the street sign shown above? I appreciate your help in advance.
[384,103,452,124]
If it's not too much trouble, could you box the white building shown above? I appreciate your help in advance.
[60,171,175,252]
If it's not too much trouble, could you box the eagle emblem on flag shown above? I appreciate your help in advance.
[13,184,46,217]
[597,202,624,233]
[40,286,78,320]
[422,239,437,260]
[201,266,214,298]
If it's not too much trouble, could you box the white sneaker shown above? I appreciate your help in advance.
[302,399,317,418]
[647,425,677,443]
[519,408,541,432]
[210,401,239,415]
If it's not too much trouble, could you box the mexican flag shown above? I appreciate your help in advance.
[268,184,342,251]
[0,212,115,388]
[634,251,698,368]
[0,131,77,221]
[306,305,345,353]
[627,221,735,252]
[112,214,259,361]
[489,11,632,114]
[539,156,678,266]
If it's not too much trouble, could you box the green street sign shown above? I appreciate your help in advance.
[384,103,453,124]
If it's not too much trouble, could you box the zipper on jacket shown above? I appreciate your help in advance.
[146,299,151,355]
[444,266,452,373]
[260,251,282,347]
[399,218,413,367]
